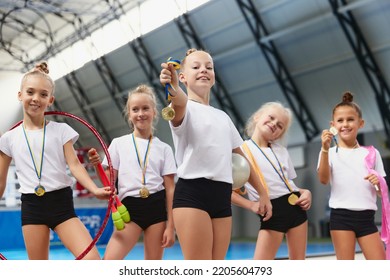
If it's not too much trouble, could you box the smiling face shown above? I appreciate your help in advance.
[18,73,54,119]
[127,93,156,137]
[179,50,215,98]
[331,105,364,145]
[254,106,290,143]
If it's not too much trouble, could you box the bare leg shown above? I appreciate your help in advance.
[173,208,213,259]
[22,225,50,260]
[253,229,284,260]
[357,232,385,260]
[144,221,166,260]
[330,230,356,260]
[211,217,232,260]
[102,222,143,260]
[285,221,308,260]
[55,217,100,260]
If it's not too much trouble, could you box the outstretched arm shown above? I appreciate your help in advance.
[64,141,112,200]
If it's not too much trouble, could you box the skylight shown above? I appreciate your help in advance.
[48,0,209,80]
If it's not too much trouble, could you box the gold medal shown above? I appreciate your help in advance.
[35,185,46,196]
[162,106,175,121]
[139,186,150,198]
[329,126,338,136]
[288,193,299,205]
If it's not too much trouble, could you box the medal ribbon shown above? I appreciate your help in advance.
[22,119,46,184]
[241,142,269,195]
[363,145,390,260]
[165,57,180,102]
[250,139,294,193]
[132,134,152,186]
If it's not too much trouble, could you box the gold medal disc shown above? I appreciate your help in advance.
[35,185,46,196]
[329,126,338,136]
[162,106,175,121]
[139,186,150,198]
[288,193,299,205]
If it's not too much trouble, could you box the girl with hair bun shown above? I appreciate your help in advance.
[159,48,272,259]
[317,91,387,260]
[0,62,112,259]
[88,84,176,260]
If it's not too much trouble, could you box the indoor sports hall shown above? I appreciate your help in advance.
[1,0,389,261]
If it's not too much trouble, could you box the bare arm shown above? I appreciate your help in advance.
[0,151,12,198]
[318,130,332,185]
[87,148,118,186]
[162,173,175,248]
[233,147,272,221]
[64,141,112,200]
[231,191,259,214]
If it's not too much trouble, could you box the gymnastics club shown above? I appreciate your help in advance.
[94,157,131,225]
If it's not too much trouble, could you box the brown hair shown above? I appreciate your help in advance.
[180,48,212,69]
[332,91,362,118]
[124,84,159,133]
[21,61,55,94]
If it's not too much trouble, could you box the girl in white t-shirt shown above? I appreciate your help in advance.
[159,48,272,259]
[88,84,176,260]
[318,91,386,259]
[0,62,112,260]
[232,102,312,259]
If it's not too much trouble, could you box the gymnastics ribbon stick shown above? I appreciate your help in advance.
[364,145,390,259]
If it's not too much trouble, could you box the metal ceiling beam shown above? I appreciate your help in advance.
[53,13,127,124]
[130,37,167,107]
[73,16,127,119]
[236,0,320,142]
[330,0,390,146]
[105,0,167,107]
[174,13,246,136]
[64,72,111,144]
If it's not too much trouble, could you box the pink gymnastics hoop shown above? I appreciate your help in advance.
[1,111,115,260]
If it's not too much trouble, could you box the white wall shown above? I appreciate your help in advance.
[0,72,23,135]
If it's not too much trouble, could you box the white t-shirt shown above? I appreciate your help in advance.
[317,146,385,211]
[170,100,243,183]
[0,121,78,194]
[243,140,299,201]
[102,134,176,200]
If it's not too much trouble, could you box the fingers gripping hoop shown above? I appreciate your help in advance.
[1,111,115,260]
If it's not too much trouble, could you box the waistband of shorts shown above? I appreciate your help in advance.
[21,186,72,198]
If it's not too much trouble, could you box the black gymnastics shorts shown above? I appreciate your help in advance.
[330,208,378,238]
[260,192,307,233]
[21,187,77,230]
[121,190,167,230]
[173,177,232,219]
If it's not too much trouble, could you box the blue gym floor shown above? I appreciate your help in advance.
[1,241,353,260]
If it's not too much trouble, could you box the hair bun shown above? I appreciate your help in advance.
[34,62,49,74]
[342,91,353,103]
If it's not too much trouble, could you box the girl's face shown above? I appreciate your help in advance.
[179,51,215,94]
[128,93,156,134]
[18,75,54,118]
[331,105,364,143]
[255,107,288,142]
